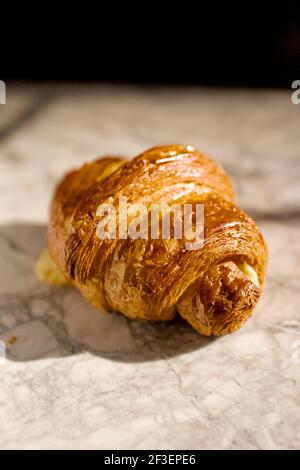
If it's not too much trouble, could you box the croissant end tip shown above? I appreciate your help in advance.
[177,261,261,336]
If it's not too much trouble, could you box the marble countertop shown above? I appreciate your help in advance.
[0,83,299,450]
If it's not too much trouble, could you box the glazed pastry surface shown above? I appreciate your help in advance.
[47,145,267,335]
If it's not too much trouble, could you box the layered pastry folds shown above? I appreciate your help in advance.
[42,145,267,336]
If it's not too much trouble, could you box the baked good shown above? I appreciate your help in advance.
[37,145,267,336]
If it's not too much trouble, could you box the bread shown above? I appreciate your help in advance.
[39,145,267,336]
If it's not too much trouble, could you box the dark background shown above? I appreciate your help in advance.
[2,3,300,87]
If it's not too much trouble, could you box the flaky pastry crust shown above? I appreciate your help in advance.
[47,145,267,336]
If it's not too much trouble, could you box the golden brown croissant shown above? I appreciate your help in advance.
[40,145,267,336]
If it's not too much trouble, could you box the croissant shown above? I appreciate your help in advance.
[38,145,267,336]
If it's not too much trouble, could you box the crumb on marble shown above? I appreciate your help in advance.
[8,335,17,346]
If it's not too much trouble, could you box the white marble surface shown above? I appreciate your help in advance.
[0,83,299,449]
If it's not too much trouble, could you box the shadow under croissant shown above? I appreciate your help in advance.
[0,223,216,363]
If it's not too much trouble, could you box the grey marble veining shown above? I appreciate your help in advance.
[0,84,299,449]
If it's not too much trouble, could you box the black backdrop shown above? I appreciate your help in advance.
[2,3,300,87]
